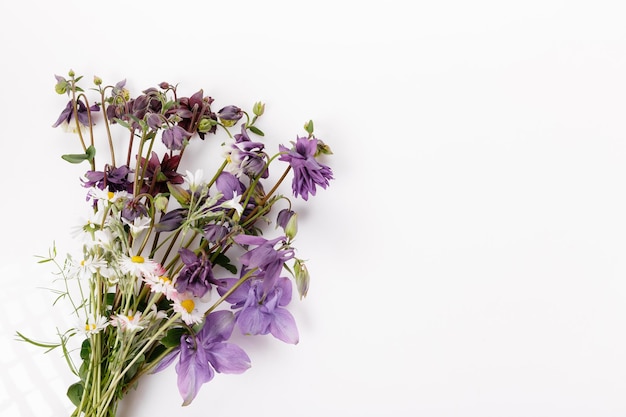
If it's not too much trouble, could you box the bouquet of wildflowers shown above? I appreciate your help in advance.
[17,70,333,417]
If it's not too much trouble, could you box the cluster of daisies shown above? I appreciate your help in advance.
[21,70,334,415]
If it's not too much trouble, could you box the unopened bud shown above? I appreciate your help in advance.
[93,76,102,86]
[304,120,314,135]
[167,183,191,206]
[198,117,216,133]
[285,212,298,240]
[154,194,169,212]
[294,259,310,299]
[253,101,265,117]
[55,81,68,95]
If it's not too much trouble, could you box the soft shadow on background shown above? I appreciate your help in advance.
[2,1,626,416]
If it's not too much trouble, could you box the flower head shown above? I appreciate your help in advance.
[219,276,298,344]
[53,99,100,130]
[279,136,334,200]
[232,234,294,294]
[174,248,217,298]
[154,310,251,406]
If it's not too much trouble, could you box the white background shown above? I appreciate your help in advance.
[2,0,626,416]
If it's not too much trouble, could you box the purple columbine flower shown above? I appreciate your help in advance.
[154,310,251,406]
[232,234,294,294]
[162,125,193,150]
[219,276,299,344]
[53,99,100,128]
[175,248,216,298]
[279,136,334,200]
[224,125,268,178]
[217,105,243,126]
[82,165,133,193]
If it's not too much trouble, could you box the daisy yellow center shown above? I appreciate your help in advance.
[159,276,171,283]
[107,191,115,200]
[81,259,86,266]
[128,315,135,321]
[85,323,96,331]
[131,255,144,264]
[181,299,195,313]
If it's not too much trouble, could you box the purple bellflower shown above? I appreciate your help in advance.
[175,248,217,298]
[162,125,193,151]
[279,136,334,200]
[232,234,294,294]
[53,99,100,128]
[219,276,299,344]
[82,165,133,193]
[154,310,250,406]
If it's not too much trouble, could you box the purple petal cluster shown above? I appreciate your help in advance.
[232,234,294,294]
[226,125,269,178]
[53,100,100,128]
[155,311,250,406]
[279,136,334,200]
[82,165,132,193]
[219,276,299,344]
[175,248,216,298]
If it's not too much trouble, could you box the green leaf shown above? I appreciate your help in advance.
[67,382,84,407]
[14,331,60,350]
[105,292,116,306]
[124,354,144,382]
[161,327,186,348]
[61,145,96,164]
[249,126,264,136]
[80,338,91,361]
[213,252,237,274]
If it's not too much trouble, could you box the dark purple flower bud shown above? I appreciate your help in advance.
[217,106,243,126]
[121,199,148,222]
[155,208,187,232]
[175,248,216,298]
[147,113,163,130]
[203,224,230,244]
[162,125,192,150]
[276,209,295,230]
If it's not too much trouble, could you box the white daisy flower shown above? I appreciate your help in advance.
[119,253,159,278]
[77,315,109,336]
[171,292,206,325]
[110,311,145,332]
[143,273,177,300]
[73,255,108,279]
[88,187,131,204]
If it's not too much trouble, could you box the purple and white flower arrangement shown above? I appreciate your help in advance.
[17,70,333,417]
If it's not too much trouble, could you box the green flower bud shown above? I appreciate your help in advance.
[285,212,298,240]
[68,69,75,77]
[304,119,314,135]
[93,76,102,86]
[167,183,191,206]
[253,101,265,117]
[55,81,68,95]
[197,117,216,133]
[294,259,310,299]
[154,194,169,212]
